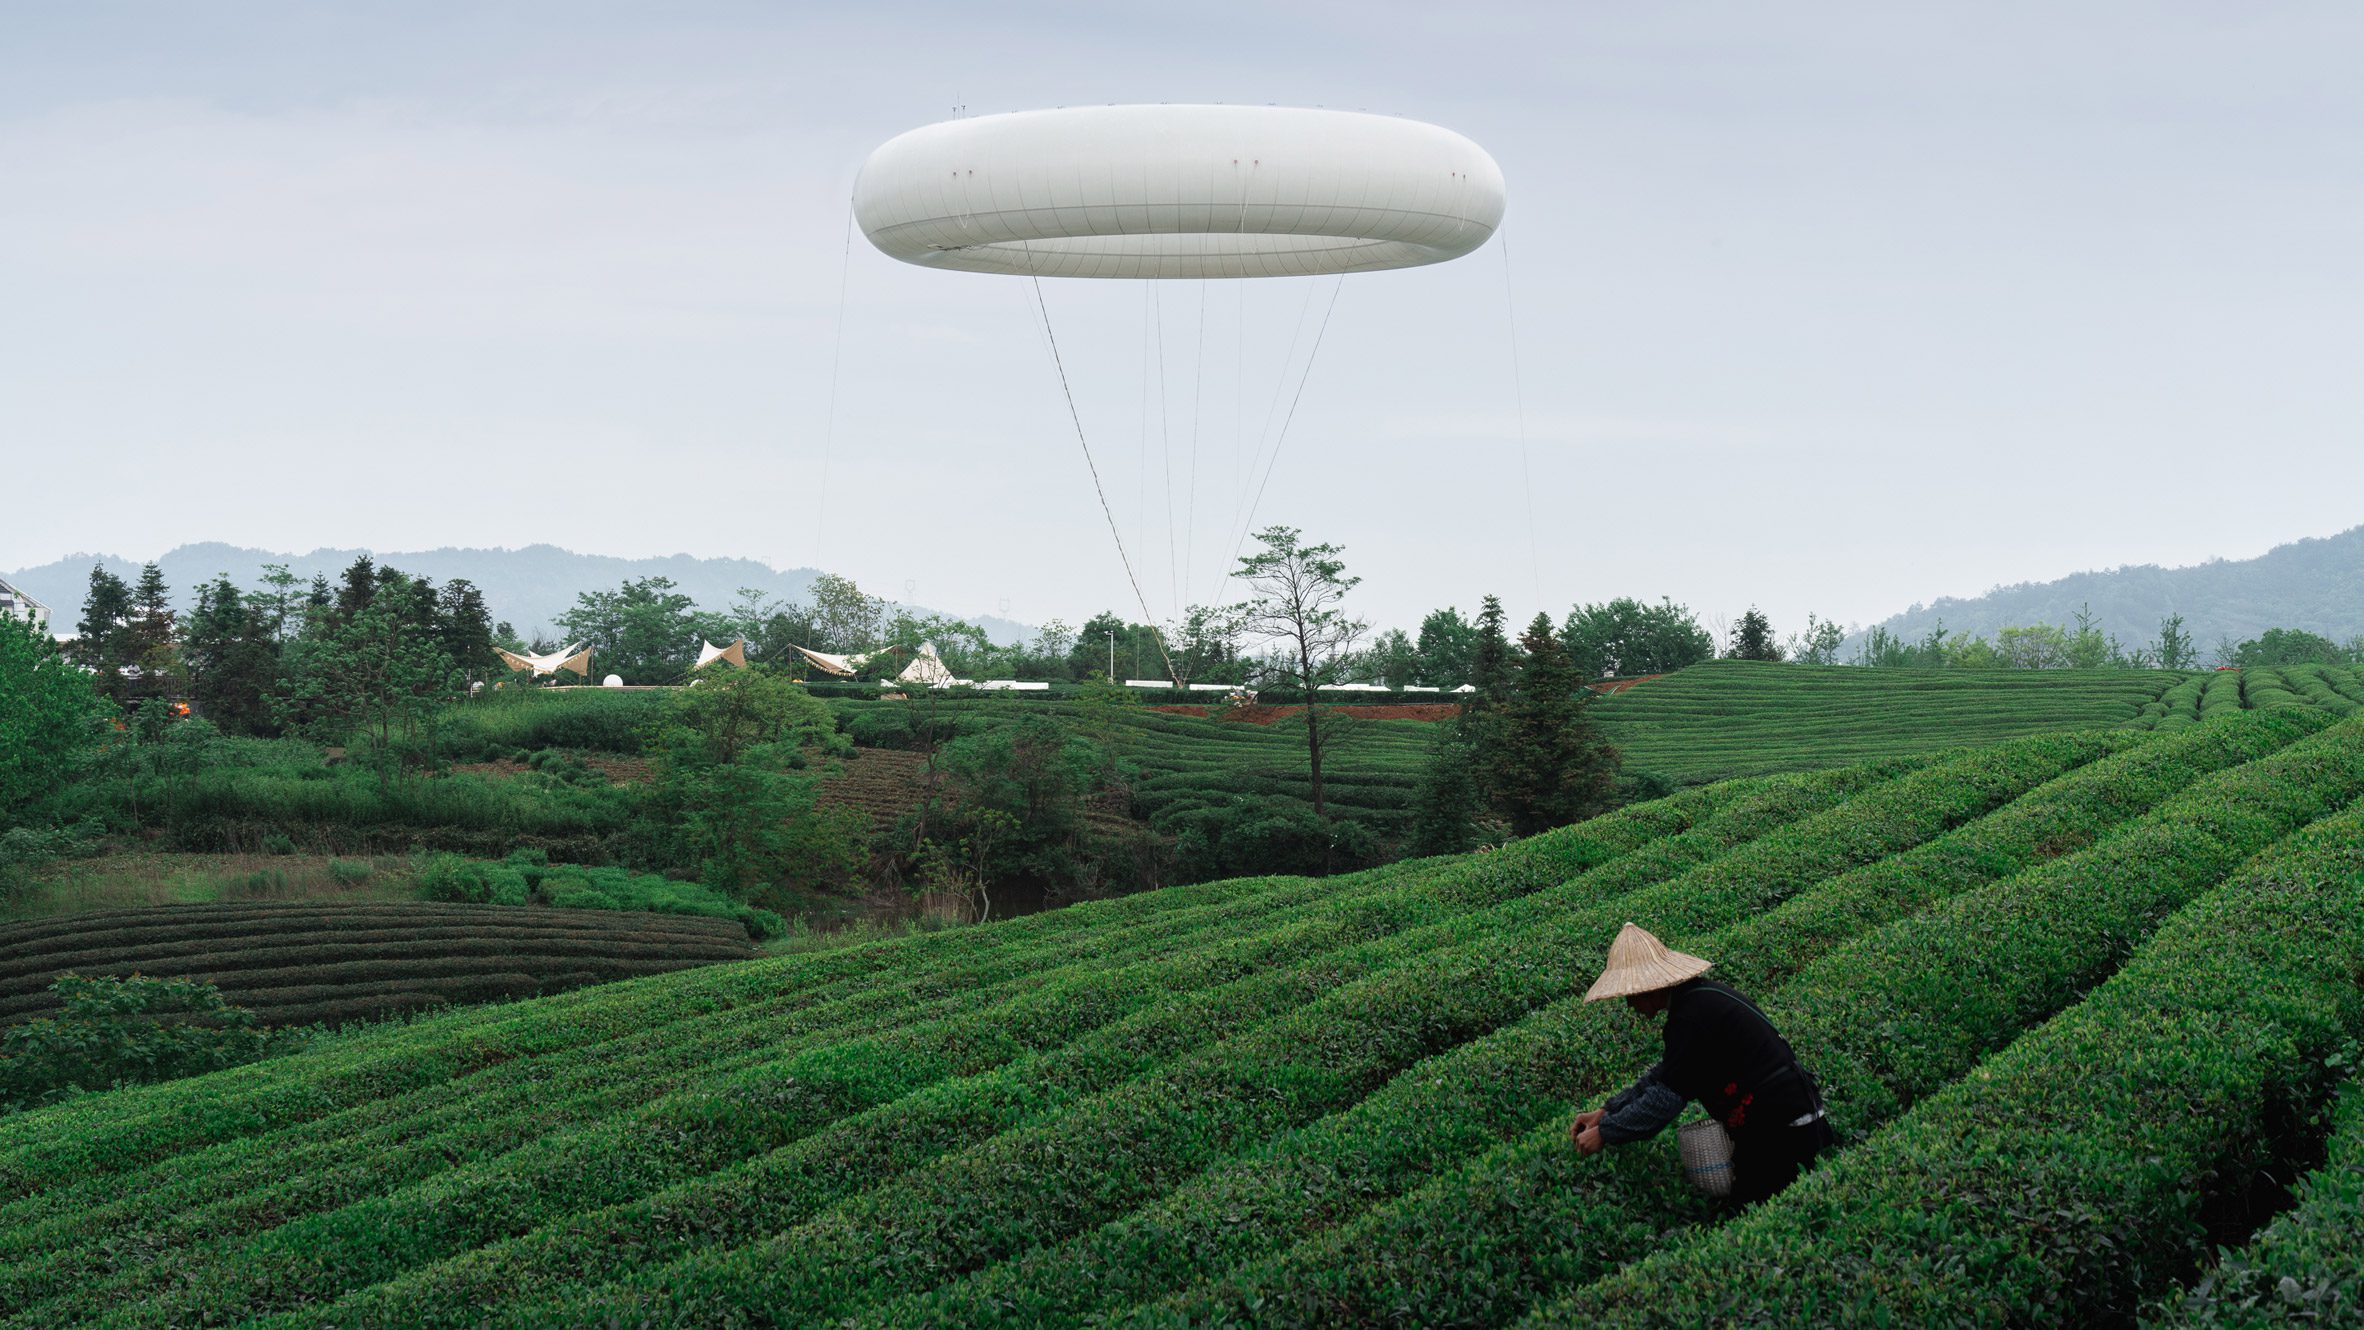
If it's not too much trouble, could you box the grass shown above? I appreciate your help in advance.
[0,710,2358,1325]
[2,852,416,922]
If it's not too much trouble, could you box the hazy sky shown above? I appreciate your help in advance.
[5,2,2360,639]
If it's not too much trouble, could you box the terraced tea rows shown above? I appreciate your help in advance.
[0,903,754,1030]
[1594,660,2364,783]
[1,709,2358,1327]
[1588,659,2177,781]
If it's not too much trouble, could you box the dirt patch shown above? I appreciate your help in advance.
[1589,674,1663,695]
[1150,703,1460,725]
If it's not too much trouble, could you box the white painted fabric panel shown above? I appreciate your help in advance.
[855,105,1505,279]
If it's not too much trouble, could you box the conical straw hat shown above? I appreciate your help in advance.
[1584,922,1712,1001]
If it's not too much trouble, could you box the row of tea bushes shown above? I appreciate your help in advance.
[0,903,752,1031]
[1542,796,2364,1328]
[1098,712,2334,1330]
[2148,1078,2364,1327]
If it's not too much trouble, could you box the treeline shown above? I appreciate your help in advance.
[67,557,502,752]
[1856,609,2364,672]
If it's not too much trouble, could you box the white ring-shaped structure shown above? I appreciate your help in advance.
[854,105,1506,280]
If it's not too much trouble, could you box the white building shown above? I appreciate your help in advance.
[0,575,48,633]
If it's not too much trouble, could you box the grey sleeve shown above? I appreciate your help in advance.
[1598,1068,1687,1145]
[1602,1061,1665,1115]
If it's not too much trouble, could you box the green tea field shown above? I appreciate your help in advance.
[3,707,2359,1326]
[1591,660,2364,783]
[0,903,755,1031]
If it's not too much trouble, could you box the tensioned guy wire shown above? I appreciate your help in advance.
[1227,271,1348,579]
[1022,266,1182,684]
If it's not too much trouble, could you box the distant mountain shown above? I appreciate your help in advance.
[4,543,1034,645]
[1856,524,2364,657]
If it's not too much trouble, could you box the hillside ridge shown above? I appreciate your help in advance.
[1855,522,2364,654]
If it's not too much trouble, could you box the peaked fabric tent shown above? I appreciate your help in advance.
[694,639,748,670]
[789,645,874,677]
[895,643,956,687]
[496,643,593,678]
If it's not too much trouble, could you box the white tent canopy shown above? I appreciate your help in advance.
[856,105,1505,280]
[496,643,592,678]
[694,639,747,670]
[895,642,956,687]
[790,645,875,677]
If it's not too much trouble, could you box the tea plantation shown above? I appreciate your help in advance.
[0,903,754,1030]
[2,708,2359,1326]
[1589,659,2364,783]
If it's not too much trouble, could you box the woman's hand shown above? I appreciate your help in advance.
[1570,1108,1606,1155]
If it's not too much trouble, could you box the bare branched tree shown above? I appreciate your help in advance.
[1229,525,1368,819]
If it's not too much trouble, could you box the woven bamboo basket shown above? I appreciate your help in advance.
[1678,1117,1735,1197]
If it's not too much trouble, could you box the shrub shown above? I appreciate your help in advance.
[326,860,372,886]
[1,975,299,1114]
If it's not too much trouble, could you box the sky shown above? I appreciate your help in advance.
[5,2,2361,641]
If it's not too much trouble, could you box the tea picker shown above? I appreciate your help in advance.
[1570,923,1833,1203]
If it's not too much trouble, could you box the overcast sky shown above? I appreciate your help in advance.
[5,2,2360,639]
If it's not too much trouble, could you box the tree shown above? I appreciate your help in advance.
[120,563,182,706]
[1475,615,1619,835]
[1994,624,2071,670]
[1724,607,1783,662]
[276,576,464,788]
[2231,627,2345,668]
[637,670,861,898]
[1414,607,1480,688]
[1229,525,1367,821]
[249,563,308,643]
[2065,603,2121,669]
[182,575,280,734]
[2148,613,2198,671]
[806,573,887,654]
[1559,597,1714,679]
[433,580,500,683]
[70,565,134,706]
[0,614,111,830]
[1788,614,1847,666]
[1356,628,1421,687]
[1466,596,1516,704]
[556,576,700,683]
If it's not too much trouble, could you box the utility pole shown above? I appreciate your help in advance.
[1106,631,1116,681]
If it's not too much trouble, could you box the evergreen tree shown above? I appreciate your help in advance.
[122,563,181,704]
[435,579,499,683]
[70,565,135,706]
[277,572,462,788]
[1725,606,1784,661]
[1480,614,1620,835]
[183,576,281,734]
[2149,613,2197,671]
[334,555,378,622]
[1466,596,1517,704]
[1412,595,1515,855]
[304,574,333,630]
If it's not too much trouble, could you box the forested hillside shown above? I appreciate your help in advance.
[1857,523,2364,656]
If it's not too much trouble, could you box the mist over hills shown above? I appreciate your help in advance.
[1854,524,2364,657]
[4,543,1034,645]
